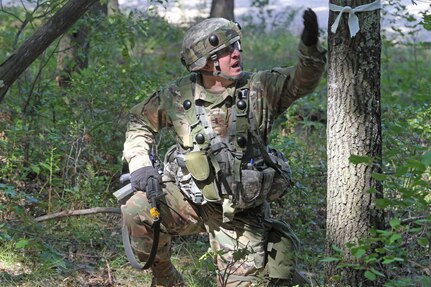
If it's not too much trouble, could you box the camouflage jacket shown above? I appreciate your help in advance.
[123,41,326,173]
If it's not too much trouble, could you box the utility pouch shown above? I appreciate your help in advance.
[239,167,275,207]
[267,150,293,201]
[185,151,210,181]
[261,168,276,198]
[240,169,263,203]
[185,151,220,202]
[265,219,299,279]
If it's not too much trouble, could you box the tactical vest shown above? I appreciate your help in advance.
[167,73,292,222]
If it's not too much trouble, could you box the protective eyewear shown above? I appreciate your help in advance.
[216,41,241,57]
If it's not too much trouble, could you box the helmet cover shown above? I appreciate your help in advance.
[181,18,241,72]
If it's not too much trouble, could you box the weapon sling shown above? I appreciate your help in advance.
[122,177,161,270]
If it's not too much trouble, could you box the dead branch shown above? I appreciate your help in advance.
[0,0,98,102]
[401,216,428,225]
[34,207,121,222]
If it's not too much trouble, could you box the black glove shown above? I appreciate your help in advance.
[130,166,160,192]
[301,8,319,46]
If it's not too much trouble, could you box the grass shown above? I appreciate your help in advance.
[0,214,219,286]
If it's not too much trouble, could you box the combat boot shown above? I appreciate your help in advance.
[151,261,184,287]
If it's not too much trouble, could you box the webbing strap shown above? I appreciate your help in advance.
[195,104,234,197]
[233,88,250,182]
[121,215,160,270]
[247,105,283,175]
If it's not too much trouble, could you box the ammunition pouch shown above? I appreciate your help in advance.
[237,166,275,209]
[172,145,292,211]
[185,151,221,202]
[238,147,292,209]
[185,151,209,181]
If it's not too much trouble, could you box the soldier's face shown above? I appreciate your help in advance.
[216,42,242,78]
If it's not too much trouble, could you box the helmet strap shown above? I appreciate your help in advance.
[205,54,244,81]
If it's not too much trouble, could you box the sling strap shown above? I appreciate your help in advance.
[122,215,160,270]
[121,177,162,270]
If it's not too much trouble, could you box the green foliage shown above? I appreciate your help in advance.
[0,5,185,284]
[0,1,430,286]
[326,121,430,286]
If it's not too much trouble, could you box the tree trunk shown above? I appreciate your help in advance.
[107,0,120,16]
[210,0,235,21]
[55,1,108,88]
[0,0,98,102]
[326,1,384,286]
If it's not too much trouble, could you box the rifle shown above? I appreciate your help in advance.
[113,173,132,202]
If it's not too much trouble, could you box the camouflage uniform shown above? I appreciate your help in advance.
[122,17,326,287]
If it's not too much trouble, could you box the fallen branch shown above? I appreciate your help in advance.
[401,216,428,225]
[34,207,121,222]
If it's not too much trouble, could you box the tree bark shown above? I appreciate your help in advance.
[210,0,235,21]
[326,0,384,286]
[0,0,98,102]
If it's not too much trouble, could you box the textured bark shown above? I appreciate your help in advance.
[326,0,384,286]
[210,0,235,21]
[0,0,98,102]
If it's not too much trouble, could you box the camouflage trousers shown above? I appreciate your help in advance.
[121,180,300,286]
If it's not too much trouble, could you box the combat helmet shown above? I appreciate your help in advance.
[181,18,241,74]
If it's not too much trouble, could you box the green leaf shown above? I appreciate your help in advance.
[382,258,395,264]
[371,172,387,181]
[30,164,41,174]
[353,248,366,258]
[389,219,401,229]
[422,14,431,31]
[331,244,343,253]
[40,163,51,171]
[367,187,377,194]
[349,155,373,165]
[383,257,404,264]
[417,237,429,247]
[375,198,391,209]
[421,152,431,166]
[406,159,426,172]
[406,15,417,22]
[364,270,377,281]
[365,253,378,263]
[370,268,385,277]
[15,239,29,249]
[389,233,402,244]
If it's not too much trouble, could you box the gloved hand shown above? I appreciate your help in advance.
[130,166,160,192]
[301,8,319,46]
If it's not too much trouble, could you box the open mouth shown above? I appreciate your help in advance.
[232,62,240,68]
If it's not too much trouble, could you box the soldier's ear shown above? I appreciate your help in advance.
[202,61,212,71]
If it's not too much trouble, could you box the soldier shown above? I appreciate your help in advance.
[122,8,326,287]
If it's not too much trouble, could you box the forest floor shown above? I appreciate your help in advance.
[0,212,218,287]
